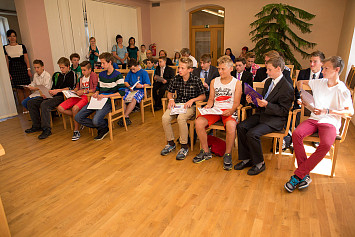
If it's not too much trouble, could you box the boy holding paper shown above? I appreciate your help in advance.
[58,61,98,141]
[117,58,151,127]
[193,56,242,170]
[75,53,124,141]
[285,56,353,192]
[161,57,205,160]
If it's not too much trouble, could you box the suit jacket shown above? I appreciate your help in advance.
[256,77,294,130]
[295,68,323,100]
[254,67,293,87]
[231,70,253,106]
[154,65,175,85]
[192,65,219,86]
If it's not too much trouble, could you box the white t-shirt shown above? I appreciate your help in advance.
[29,70,52,98]
[308,78,354,132]
[213,76,238,110]
[81,76,90,90]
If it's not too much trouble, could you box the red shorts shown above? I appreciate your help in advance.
[59,95,88,110]
[198,114,237,128]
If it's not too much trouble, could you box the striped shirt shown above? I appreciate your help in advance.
[96,70,124,95]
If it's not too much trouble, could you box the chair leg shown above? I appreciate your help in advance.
[50,113,53,128]
[108,115,113,141]
[151,99,155,117]
[69,116,73,130]
[330,141,339,177]
[277,138,282,169]
[140,102,145,123]
[123,116,128,131]
[273,137,277,154]
[190,122,194,151]
[61,112,67,130]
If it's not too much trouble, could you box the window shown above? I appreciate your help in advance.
[0,16,10,46]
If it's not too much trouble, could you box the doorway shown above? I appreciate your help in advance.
[189,6,224,66]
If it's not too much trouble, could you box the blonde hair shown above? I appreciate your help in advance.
[179,57,193,69]
[266,56,285,71]
[217,55,234,68]
[264,50,279,59]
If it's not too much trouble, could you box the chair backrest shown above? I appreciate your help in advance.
[293,69,300,88]
[256,64,265,68]
[346,65,355,89]
[286,65,294,78]
[170,66,178,75]
[146,70,155,85]
[253,81,265,94]
[94,68,129,76]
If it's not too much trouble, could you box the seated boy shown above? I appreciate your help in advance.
[235,56,294,175]
[161,57,205,160]
[145,59,155,71]
[231,57,253,106]
[58,61,98,141]
[285,56,354,192]
[70,53,82,79]
[193,56,242,170]
[75,52,123,141]
[22,59,52,110]
[117,59,151,126]
[153,56,175,110]
[26,57,77,139]
[244,52,260,78]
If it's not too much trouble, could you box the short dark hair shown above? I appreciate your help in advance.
[128,37,135,45]
[323,56,345,75]
[310,50,325,61]
[266,56,285,71]
[99,52,114,64]
[116,34,123,42]
[200,54,211,63]
[57,57,70,67]
[6,29,16,38]
[128,58,139,68]
[235,57,246,65]
[33,59,44,67]
[70,53,80,60]
[80,60,92,70]
[159,56,167,62]
[141,44,145,47]
[180,48,191,56]
[242,46,248,51]
[245,52,256,59]
[89,37,95,41]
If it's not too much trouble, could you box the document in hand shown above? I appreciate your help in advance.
[170,103,187,115]
[300,89,315,112]
[244,83,263,107]
[36,85,53,98]
[125,91,138,103]
[87,97,108,109]
[63,90,80,98]
[198,107,223,115]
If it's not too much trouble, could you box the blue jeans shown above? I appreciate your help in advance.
[75,100,111,130]
[22,96,39,110]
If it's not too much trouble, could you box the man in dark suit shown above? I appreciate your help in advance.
[235,56,294,175]
[153,56,175,110]
[231,57,253,106]
[192,54,219,99]
[254,50,293,86]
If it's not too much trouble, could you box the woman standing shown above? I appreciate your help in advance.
[87,37,99,69]
[112,34,128,69]
[127,37,139,61]
[3,29,32,112]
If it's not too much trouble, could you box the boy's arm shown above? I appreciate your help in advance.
[205,79,215,108]
[297,80,310,91]
[222,80,242,116]
[89,73,99,93]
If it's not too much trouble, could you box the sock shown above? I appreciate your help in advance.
[181,144,188,149]
[168,140,175,146]
[255,161,264,169]
[242,159,250,164]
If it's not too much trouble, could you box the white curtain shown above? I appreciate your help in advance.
[85,0,139,53]
[0,16,10,46]
[0,34,18,120]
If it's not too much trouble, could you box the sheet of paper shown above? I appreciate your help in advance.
[63,90,80,98]
[36,85,53,98]
[125,91,138,103]
[300,89,315,112]
[170,103,187,115]
[87,97,108,109]
[131,80,139,89]
[244,83,263,107]
[198,107,223,115]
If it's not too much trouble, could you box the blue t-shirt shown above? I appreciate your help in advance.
[112,44,128,64]
[125,69,151,91]
[113,62,119,69]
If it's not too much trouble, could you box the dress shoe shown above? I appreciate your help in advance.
[25,127,42,133]
[234,160,253,170]
[247,163,266,175]
[38,129,52,139]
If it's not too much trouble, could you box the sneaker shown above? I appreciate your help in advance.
[125,117,132,126]
[25,127,42,134]
[38,129,52,139]
[223,153,233,171]
[298,175,312,189]
[94,127,109,141]
[284,175,301,193]
[193,149,212,163]
[72,131,81,141]
[161,144,176,156]
[176,148,189,160]
[117,118,124,127]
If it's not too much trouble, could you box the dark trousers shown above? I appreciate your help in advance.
[74,100,111,130]
[153,82,168,107]
[237,114,276,164]
[27,95,64,131]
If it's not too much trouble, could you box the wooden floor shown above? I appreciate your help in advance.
[0,109,355,237]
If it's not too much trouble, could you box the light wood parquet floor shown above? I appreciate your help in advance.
[0,110,355,237]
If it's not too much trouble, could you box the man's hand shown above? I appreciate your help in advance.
[184,100,194,108]
[27,86,37,91]
[246,94,253,104]
[97,94,105,101]
[49,89,58,96]
[297,99,302,105]
[76,90,84,96]
[203,82,209,89]
[313,108,326,115]
[162,79,167,84]
[168,100,175,110]
[92,93,99,98]
[257,98,268,107]
[204,102,213,109]
[222,109,233,116]
[27,70,32,78]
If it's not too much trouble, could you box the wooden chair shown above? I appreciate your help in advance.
[107,95,127,140]
[140,85,155,123]
[293,70,300,88]
[291,84,354,177]
[170,66,178,75]
[287,65,294,78]
[241,81,265,121]
[94,69,130,77]
[145,70,155,85]
[346,65,355,97]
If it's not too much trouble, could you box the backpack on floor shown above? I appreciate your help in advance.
[207,135,226,157]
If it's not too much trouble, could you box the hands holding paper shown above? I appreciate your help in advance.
[184,100,194,108]
[168,99,175,110]
[49,89,59,96]
[222,109,234,116]
[93,92,106,101]
[256,98,268,107]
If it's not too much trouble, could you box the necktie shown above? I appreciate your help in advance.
[237,73,241,80]
[264,80,274,99]
[204,71,208,79]
[312,73,316,79]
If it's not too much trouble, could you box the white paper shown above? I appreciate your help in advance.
[125,91,138,103]
[36,85,53,98]
[198,107,223,115]
[87,97,108,109]
[131,80,139,89]
[63,90,80,98]
[170,103,187,115]
[300,89,315,112]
